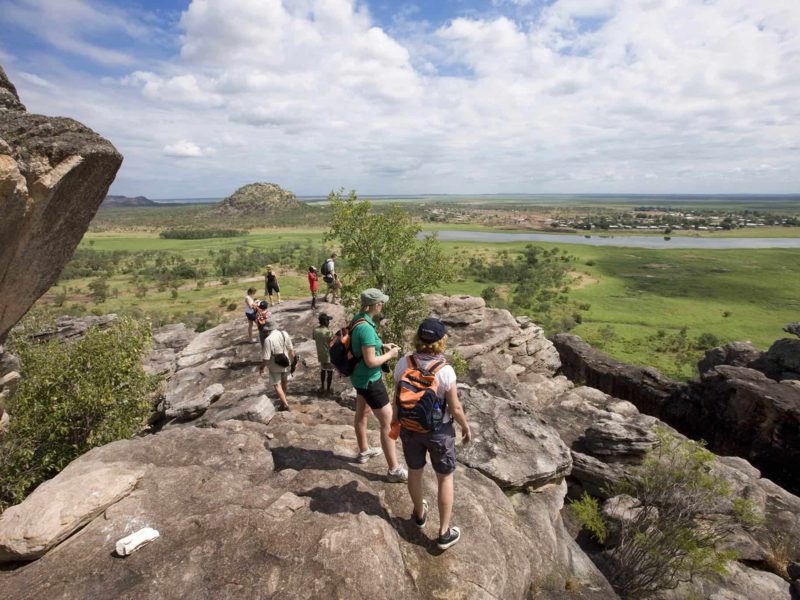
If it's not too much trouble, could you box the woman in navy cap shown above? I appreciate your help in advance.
[393,317,471,550]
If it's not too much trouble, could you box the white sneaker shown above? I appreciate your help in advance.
[357,447,383,464]
[387,466,408,483]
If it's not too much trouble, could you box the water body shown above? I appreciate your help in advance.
[427,230,800,250]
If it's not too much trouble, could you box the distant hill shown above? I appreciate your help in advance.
[215,183,309,216]
[104,195,158,207]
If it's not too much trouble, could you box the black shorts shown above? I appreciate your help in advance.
[267,283,280,294]
[356,379,390,410]
[245,310,257,322]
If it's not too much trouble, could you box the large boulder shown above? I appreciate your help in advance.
[0,66,122,343]
[698,341,763,375]
[751,338,800,381]
[458,386,572,489]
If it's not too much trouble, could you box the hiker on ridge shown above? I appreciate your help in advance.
[244,287,258,342]
[393,317,471,550]
[313,312,334,394]
[264,265,281,306]
[349,288,407,483]
[322,253,339,304]
[308,265,319,309]
[259,318,294,411]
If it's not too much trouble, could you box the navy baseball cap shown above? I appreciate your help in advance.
[417,318,447,343]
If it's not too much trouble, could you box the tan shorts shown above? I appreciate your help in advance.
[268,371,289,385]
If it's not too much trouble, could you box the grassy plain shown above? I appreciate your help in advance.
[39,195,800,380]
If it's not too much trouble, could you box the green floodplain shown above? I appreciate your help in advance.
[41,211,800,381]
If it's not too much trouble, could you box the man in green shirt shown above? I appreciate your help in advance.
[349,288,407,483]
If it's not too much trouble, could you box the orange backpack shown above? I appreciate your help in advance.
[396,355,447,433]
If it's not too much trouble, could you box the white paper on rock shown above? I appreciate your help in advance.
[115,527,159,557]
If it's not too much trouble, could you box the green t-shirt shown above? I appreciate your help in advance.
[313,326,333,363]
[349,313,383,389]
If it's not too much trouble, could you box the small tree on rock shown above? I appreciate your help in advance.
[325,189,453,343]
[572,427,761,599]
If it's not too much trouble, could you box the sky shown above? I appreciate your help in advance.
[1,0,799,198]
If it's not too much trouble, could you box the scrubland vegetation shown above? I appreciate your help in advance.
[0,317,156,509]
[29,196,800,380]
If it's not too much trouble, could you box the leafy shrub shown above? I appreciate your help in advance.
[695,332,720,349]
[226,303,237,312]
[570,492,606,543]
[0,317,155,509]
[446,349,469,378]
[572,427,758,599]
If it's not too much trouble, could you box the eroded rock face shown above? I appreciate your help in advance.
[551,333,800,496]
[0,65,123,344]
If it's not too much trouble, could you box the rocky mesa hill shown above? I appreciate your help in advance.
[215,182,309,216]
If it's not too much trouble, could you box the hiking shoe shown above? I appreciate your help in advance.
[414,499,429,529]
[357,447,383,464]
[387,466,408,483]
[437,527,461,550]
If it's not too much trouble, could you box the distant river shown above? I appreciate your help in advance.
[426,230,800,250]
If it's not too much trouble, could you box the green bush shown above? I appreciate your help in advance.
[0,317,155,509]
[572,427,758,599]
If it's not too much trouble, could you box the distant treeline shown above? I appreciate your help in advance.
[159,228,247,239]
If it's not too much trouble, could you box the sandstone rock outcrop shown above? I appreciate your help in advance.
[1,296,797,599]
[551,333,800,495]
[0,65,122,344]
[0,298,617,598]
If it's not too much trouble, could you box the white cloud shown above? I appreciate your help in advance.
[0,0,165,66]
[17,71,52,88]
[6,0,800,196]
[163,141,216,158]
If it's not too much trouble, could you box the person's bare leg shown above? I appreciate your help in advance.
[408,467,425,519]
[354,395,370,452]
[276,292,281,304]
[248,320,254,340]
[374,404,399,471]
[274,380,289,409]
[268,294,274,307]
[436,472,454,536]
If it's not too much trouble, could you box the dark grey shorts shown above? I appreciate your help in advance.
[400,422,456,474]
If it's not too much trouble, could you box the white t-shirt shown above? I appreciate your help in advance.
[262,329,294,373]
[394,353,456,401]
[245,294,256,310]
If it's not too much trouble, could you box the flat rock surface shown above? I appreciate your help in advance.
[459,387,572,489]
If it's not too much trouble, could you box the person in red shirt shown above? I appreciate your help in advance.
[308,266,319,309]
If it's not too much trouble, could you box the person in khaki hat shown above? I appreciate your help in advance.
[259,318,294,411]
[348,288,407,483]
